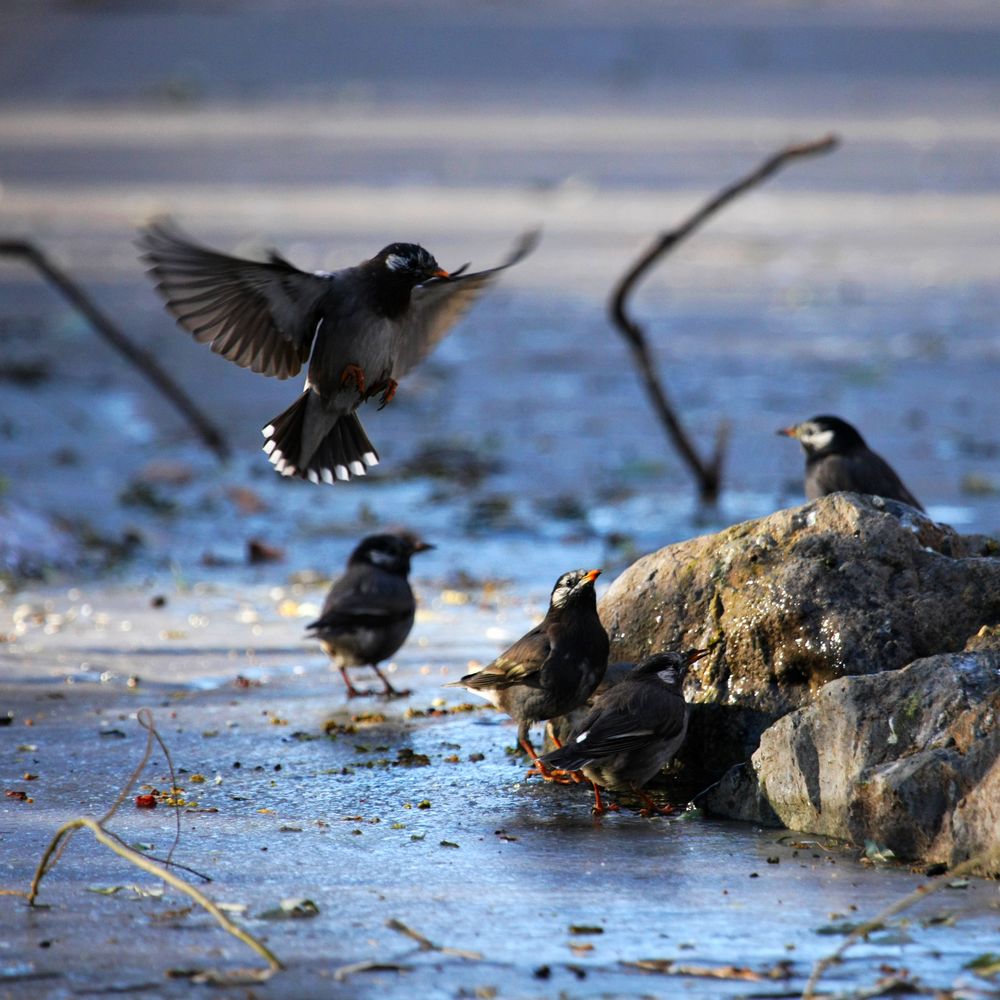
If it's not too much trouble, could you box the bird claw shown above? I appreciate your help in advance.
[378,686,412,700]
[344,685,379,699]
[637,797,677,818]
[364,378,397,410]
[340,363,367,396]
[524,763,579,785]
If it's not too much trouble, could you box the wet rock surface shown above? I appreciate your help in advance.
[600,493,1000,788]
[751,642,1000,873]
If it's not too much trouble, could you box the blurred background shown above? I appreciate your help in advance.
[2,0,999,586]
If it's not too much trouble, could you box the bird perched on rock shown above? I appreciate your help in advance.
[446,569,609,778]
[538,648,707,815]
[778,415,923,511]
[139,221,537,483]
[306,532,432,697]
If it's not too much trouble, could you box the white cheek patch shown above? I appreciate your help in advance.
[802,427,834,451]
[368,548,398,567]
[657,669,678,685]
[385,254,407,272]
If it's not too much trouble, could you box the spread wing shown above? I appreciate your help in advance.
[391,229,539,378]
[139,220,334,380]
[813,451,923,511]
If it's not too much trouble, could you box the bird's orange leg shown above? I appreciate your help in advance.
[521,738,576,785]
[340,363,366,396]
[376,379,398,410]
[370,663,411,699]
[636,788,677,818]
[522,735,584,784]
[339,665,373,698]
[591,780,619,815]
[546,734,584,783]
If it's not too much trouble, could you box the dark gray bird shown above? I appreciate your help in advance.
[306,532,432,698]
[139,222,536,483]
[778,415,923,511]
[538,649,707,815]
[445,569,609,778]
[546,660,634,749]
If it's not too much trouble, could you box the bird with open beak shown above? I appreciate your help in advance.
[140,222,537,483]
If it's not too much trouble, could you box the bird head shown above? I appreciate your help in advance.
[636,648,709,688]
[777,415,865,457]
[549,568,600,610]
[348,531,434,576]
[374,243,450,284]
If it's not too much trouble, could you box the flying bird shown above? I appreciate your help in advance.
[778,414,923,510]
[139,221,537,483]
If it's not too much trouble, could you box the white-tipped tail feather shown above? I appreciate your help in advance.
[261,391,379,485]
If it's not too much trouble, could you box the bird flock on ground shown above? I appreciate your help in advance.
[140,223,925,815]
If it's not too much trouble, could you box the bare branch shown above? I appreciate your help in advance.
[803,846,1000,998]
[608,134,839,504]
[0,239,230,460]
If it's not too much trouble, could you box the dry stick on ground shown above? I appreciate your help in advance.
[802,847,1000,999]
[608,134,839,505]
[0,239,229,460]
[0,711,280,983]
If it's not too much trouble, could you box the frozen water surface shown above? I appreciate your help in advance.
[1,1,999,996]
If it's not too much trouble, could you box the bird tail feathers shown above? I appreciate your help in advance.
[262,393,379,483]
[537,745,592,772]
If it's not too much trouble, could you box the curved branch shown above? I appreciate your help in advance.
[609,134,839,504]
[0,239,230,460]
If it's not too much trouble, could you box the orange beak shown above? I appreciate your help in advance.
[686,648,711,664]
[776,425,799,438]
[432,268,450,279]
[583,569,601,585]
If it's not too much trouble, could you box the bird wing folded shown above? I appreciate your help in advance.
[306,574,413,634]
[139,220,333,380]
[391,229,539,378]
[814,451,923,510]
[547,681,687,768]
[453,625,548,691]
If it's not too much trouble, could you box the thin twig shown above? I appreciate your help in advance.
[802,848,1000,998]
[385,918,482,960]
[608,134,839,504]
[23,817,282,980]
[0,239,229,460]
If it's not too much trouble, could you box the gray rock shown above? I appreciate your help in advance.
[599,493,1000,789]
[750,647,1000,873]
[695,763,782,826]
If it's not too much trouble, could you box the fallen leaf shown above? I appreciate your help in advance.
[965,953,1000,978]
[815,920,885,936]
[247,538,284,564]
[258,898,320,920]
[227,486,267,514]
